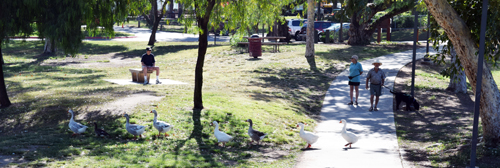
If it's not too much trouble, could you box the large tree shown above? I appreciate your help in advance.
[147,0,169,45]
[0,1,37,107]
[423,0,500,145]
[305,0,318,71]
[341,0,415,45]
[176,0,292,109]
[0,0,130,107]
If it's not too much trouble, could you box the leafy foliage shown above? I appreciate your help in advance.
[428,0,500,77]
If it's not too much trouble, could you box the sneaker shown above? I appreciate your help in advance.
[369,107,373,111]
[354,101,358,105]
[347,102,353,105]
[143,81,149,85]
[156,80,162,84]
[374,107,379,111]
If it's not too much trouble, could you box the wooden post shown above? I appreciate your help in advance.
[377,28,382,43]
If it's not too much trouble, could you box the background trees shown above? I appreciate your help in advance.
[340,0,415,45]
[0,0,131,107]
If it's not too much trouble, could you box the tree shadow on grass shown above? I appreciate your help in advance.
[247,67,340,118]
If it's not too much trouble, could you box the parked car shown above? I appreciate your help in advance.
[297,21,332,41]
[324,23,350,32]
[287,19,307,40]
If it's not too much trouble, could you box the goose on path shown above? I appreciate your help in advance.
[297,123,319,148]
[340,119,358,148]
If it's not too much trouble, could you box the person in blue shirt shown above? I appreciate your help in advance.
[141,47,162,85]
[348,55,363,105]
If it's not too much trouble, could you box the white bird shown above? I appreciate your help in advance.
[210,121,233,147]
[150,110,173,138]
[67,110,88,136]
[246,119,267,145]
[297,123,319,149]
[340,119,358,148]
[124,113,146,140]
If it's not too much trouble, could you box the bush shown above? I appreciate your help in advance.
[230,32,248,47]
[319,30,348,43]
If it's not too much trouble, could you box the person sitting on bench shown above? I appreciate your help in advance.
[141,47,161,85]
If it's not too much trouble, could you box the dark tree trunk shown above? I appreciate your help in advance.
[193,0,215,110]
[339,17,344,43]
[0,45,12,107]
[148,1,169,46]
[305,0,318,72]
[348,16,373,45]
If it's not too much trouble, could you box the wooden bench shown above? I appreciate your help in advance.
[129,69,153,83]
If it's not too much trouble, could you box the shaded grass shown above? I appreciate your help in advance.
[394,60,500,168]
[1,40,420,167]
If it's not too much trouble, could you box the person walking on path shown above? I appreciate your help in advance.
[141,47,162,85]
[348,55,363,105]
[365,59,386,111]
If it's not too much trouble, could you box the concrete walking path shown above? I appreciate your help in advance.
[295,47,438,168]
[102,26,231,42]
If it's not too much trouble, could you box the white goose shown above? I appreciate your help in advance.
[150,110,173,138]
[124,113,146,140]
[210,121,233,147]
[68,110,88,136]
[340,119,358,148]
[297,123,319,148]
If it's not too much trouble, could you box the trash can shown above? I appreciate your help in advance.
[248,34,262,58]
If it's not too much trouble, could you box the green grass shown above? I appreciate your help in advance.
[0,40,420,167]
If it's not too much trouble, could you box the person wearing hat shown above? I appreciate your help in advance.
[348,55,363,105]
[365,59,386,111]
[141,47,162,85]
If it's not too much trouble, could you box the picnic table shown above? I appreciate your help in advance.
[238,36,288,53]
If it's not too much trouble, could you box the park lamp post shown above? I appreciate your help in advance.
[469,0,488,167]
[411,0,419,97]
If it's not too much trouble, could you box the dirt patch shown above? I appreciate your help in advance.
[76,92,164,120]
[394,59,500,167]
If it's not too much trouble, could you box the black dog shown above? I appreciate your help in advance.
[389,90,420,111]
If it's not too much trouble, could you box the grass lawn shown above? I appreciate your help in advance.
[0,40,422,167]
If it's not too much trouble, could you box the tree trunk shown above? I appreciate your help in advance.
[447,47,467,93]
[305,0,317,72]
[43,37,56,54]
[339,17,344,43]
[347,16,372,45]
[193,0,215,110]
[424,0,500,145]
[148,1,169,46]
[0,45,12,107]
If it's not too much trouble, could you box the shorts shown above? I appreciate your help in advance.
[348,81,360,86]
[142,66,156,70]
[370,83,382,96]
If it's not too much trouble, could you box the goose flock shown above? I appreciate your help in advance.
[67,109,358,149]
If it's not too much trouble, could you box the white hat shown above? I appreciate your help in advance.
[351,55,358,60]
[372,59,382,65]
